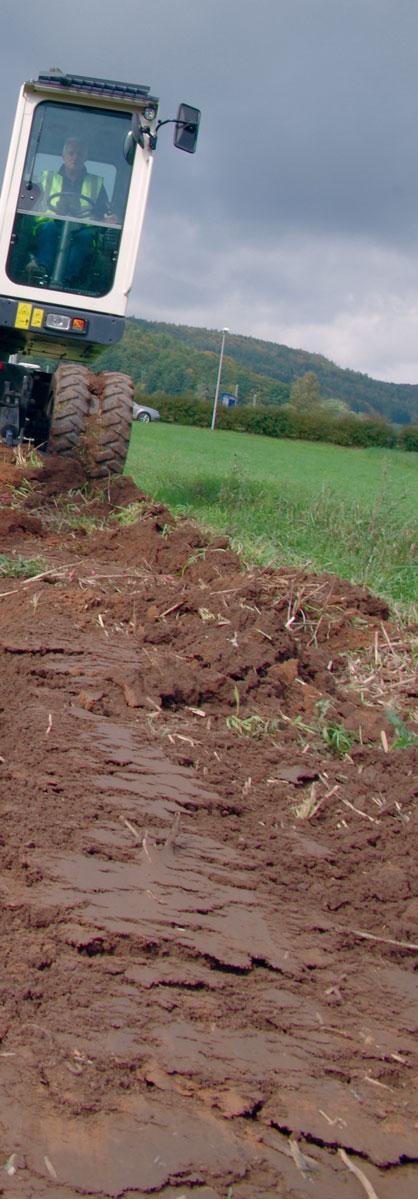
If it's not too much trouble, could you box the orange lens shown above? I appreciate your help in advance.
[71,318,87,332]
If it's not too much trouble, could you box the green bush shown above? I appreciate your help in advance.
[141,391,410,452]
[140,392,211,427]
[398,424,418,451]
[332,415,397,448]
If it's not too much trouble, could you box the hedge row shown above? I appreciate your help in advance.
[137,392,418,451]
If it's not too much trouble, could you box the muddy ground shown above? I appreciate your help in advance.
[0,454,416,1198]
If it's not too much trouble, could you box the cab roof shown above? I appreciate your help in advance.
[27,71,158,108]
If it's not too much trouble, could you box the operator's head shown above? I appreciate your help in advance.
[62,137,88,176]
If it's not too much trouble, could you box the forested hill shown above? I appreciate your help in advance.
[98,318,418,424]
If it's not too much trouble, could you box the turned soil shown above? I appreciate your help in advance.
[0,454,417,1198]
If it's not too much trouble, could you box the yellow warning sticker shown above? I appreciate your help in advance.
[31,307,44,328]
[15,302,32,329]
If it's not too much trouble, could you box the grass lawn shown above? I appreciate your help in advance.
[126,423,418,614]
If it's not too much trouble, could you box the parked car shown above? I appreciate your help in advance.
[132,402,160,423]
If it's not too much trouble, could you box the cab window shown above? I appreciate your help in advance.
[7,101,133,297]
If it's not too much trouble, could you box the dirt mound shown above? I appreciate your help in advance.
[0,456,416,1197]
[0,508,44,536]
[26,452,87,493]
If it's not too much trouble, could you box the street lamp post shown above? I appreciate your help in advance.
[211,327,229,431]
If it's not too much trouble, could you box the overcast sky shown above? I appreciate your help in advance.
[2,0,418,382]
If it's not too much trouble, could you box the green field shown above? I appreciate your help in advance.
[126,424,418,614]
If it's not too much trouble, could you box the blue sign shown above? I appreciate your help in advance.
[221,392,236,408]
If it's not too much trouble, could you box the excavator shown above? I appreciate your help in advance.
[0,70,199,475]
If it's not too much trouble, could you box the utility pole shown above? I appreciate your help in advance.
[211,327,229,431]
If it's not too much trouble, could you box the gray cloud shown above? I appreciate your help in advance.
[2,0,418,380]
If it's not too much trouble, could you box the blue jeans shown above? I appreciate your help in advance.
[36,220,94,285]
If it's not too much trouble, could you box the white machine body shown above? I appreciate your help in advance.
[0,72,159,360]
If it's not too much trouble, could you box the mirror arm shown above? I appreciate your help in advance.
[130,114,199,155]
[156,118,198,133]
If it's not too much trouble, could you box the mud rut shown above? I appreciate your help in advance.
[0,455,416,1198]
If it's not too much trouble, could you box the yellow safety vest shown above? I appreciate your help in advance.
[39,170,104,216]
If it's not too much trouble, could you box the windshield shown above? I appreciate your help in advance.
[6,100,133,297]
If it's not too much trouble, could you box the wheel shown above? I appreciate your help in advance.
[138,411,151,422]
[48,367,133,479]
[48,363,91,454]
[47,191,96,219]
[79,372,134,478]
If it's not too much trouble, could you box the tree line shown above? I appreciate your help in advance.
[98,318,418,425]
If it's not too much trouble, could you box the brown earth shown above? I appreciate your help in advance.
[0,454,417,1198]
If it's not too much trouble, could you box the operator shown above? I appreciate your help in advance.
[28,137,116,287]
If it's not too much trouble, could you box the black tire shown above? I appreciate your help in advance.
[48,363,91,455]
[138,411,151,422]
[80,372,134,478]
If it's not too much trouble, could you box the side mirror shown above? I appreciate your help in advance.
[174,104,200,154]
[123,132,136,164]
[131,112,145,149]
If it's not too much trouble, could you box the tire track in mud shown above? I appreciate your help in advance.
[0,456,416,1196]
[0,667,416,1197]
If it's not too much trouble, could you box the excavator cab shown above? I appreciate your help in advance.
[0,71,200,473]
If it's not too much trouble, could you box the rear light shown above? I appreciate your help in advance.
[44,313,87,334]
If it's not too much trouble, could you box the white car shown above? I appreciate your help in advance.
[132,402,160,423]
